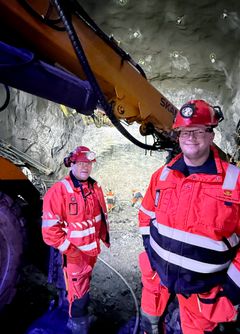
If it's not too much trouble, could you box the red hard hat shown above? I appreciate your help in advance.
[172,100,224,129]
[64,146,96,167]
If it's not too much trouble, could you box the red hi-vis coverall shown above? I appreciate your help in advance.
[138,147,240,334]
[42,175,110,312]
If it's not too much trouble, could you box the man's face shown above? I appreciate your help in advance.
[178,125,215,164]
[71,161,93,181]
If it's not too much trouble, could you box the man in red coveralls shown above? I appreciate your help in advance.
[138,100,240,334]
[42,146,110,334]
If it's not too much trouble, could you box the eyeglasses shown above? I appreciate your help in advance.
[178,128,213,139]
[75,161,93,167]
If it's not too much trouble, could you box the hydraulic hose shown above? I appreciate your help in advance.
[68,0,147,79]
[0,84,10,112]
[52,0,159,151]
[19,0,65,31]
[98,256,140,334]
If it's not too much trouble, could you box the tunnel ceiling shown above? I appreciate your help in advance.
[0,0,239,184]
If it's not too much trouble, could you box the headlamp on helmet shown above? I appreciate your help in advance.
[85,151,96,161]
[64,146,96,167]
[173,99,224,129]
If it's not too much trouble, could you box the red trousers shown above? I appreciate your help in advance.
[64,251,97,315]
[139,251,237,334]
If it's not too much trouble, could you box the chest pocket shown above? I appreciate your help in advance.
[200,187,240,232]
[68,196,78,215]
[155,182,177,214]
[69,202,78,215]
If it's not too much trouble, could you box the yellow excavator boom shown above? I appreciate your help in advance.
[0,0,178,142]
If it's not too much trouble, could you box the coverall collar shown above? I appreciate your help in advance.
[69,170,86,188]
[69,171,96,188]
[169,150,217,176]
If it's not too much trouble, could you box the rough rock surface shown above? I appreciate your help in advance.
[0,1,240,333]
[0,0,240,181]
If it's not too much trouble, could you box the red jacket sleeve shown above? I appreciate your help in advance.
[138,169,162,235]
[42,182,76,255]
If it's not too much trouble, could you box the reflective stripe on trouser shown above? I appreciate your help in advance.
[139,251,238,334]
[141,309,162,334]
[63,251,97,316]
[177,286,237,334]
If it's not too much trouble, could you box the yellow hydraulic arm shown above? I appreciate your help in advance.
[0,0,178,150]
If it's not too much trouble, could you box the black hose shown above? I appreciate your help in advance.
[52,0,159,151]
[0,84,10,112]
[18,0,66,31]
[67,0,147,79]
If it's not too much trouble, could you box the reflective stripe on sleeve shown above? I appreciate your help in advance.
[152,219,239,252]
[58,238,70,252]
[139,205,156,219]
[150,236,230,273]
[60,179,74,193]
[227,263,240,288]
[77,241,97,252]
[222,164,240,190]
[139,226,150,235]
[70,226,95,238]
[42,219,59,228]
[95,214,102,222]
[159,166,170,181]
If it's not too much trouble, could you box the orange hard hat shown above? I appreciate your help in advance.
[173,100,224,129]
[64,146,96,167]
